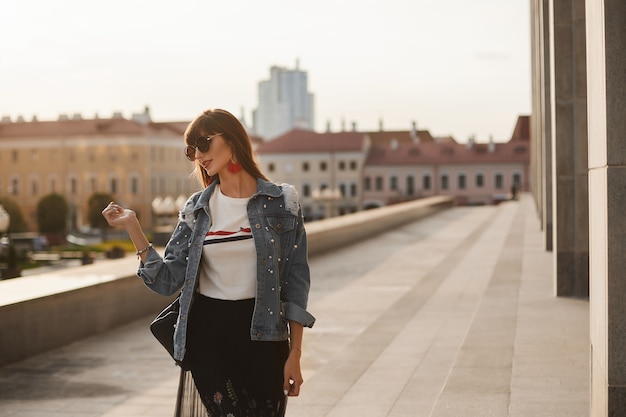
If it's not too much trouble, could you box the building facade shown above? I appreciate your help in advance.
[363,117,529,207]
[252,62,315,140]
[256,116,530,219]
[255,129,367,220]
[0,109,199,232]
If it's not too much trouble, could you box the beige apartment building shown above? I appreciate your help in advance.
[363,116,530,207]
[257,116,530,217]
[256,129,368,220]
[0,109,198,232]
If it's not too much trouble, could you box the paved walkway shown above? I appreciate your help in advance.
[0,194,589,417]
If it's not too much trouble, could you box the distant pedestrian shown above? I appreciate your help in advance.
[102,109,315,416]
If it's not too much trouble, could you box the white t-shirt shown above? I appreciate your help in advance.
[198,185,257,300]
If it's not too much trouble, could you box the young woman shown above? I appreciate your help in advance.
[102,109,315,416]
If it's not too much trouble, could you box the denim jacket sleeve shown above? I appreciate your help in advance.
[280,185,316,328]
[136,194,198,296]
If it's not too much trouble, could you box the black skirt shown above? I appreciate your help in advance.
[186,294,289,417]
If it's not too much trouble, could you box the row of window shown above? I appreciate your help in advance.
[266,160,359,173]
[1,175,195,198]
[299,182,359,198]
[365,172,522,193]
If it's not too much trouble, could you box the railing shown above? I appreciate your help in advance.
[0,196,453,367]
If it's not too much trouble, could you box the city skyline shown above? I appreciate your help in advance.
[0,0,530,143]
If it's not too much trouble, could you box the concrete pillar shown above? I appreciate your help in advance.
[549,0,589,296]
[530,0,557,254]
[587,0,626,414]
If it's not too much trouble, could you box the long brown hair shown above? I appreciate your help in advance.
[184,109,268,187]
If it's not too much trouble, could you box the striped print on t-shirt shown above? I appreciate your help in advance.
[198,185,257,300]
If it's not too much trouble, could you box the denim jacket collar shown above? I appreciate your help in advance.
[193,178,282,216]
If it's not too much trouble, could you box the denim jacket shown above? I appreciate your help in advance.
[137,178,315,362]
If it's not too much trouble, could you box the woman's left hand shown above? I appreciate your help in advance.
[283,349,303,397]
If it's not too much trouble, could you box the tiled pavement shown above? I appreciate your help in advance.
[0,194,589,416]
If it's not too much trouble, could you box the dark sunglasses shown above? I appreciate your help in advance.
[184,133,222,161]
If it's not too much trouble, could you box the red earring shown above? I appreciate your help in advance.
[228,160,242,173]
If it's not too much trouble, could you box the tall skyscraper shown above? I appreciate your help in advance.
[253,61,314,140]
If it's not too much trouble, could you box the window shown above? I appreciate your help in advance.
[423,175,431,190]
[268,163,275,172]
[441,174,449,190]
[512,173,522,187]
[495,174,503,189]
[11,150,18,163]
[339,183,346,197]
[350,183,357,197]
[90,176,98,194]
[458,174,466,190]
[130,177,139,195]
[375,176,383,191]
[406,176,415,195]
[339,161,346,171]
[390,176,398,191]
[30,178,39,196]
[320,161,327,171]
[49,178,57,193]
[364,177,371,191]
[110,177,118,194]
[70,178,78,195]
[302,184,311,197]
[10,177,19,195]
[350,161,358,170]
[476,174,484,187]
[302,162,309,172]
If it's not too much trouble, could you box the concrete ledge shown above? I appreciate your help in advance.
[306,195,454,255]
[0,196,452,367]
[0,258,176,367]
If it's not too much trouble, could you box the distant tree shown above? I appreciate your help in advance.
[37,194,69,233]
[87,192,114,230]
[0,197,28,233]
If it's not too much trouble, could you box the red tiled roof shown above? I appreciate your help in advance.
[434,136,458,144]
[256,129,365,153]
[366,130,437,144]
[510,115,530,141]
[0,117,180,138]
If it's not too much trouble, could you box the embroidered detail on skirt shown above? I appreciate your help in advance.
[186,295,289,417]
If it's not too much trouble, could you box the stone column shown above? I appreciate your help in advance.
[540,0,554,252]
[587,0,626,414]
[549,0,589,296]
[530,0,553,251]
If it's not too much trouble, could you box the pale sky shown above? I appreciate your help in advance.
[0,0,531,142]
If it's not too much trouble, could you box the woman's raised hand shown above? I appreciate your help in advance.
[102,202,136,227]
